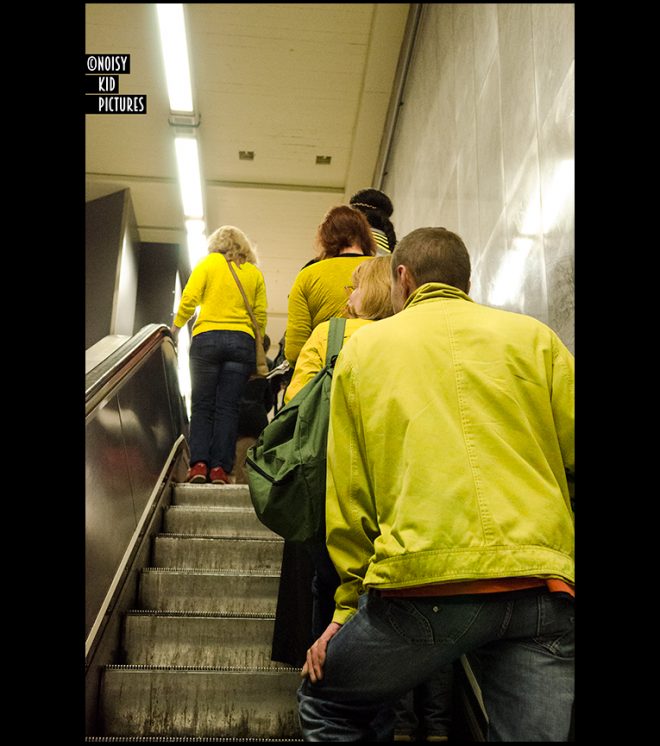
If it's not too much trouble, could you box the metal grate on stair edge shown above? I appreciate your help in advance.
[86,738,304,743]
[157,533,282,540]
[141,567,281,576]
[126,609,277,620]
[104,664,301,673]
[165,505,259,512]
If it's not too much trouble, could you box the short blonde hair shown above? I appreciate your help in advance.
[207,225,258,265]
[350,256,394,320]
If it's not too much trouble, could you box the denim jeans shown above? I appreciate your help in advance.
[188,330,255,472]
[392,663,453,738]
[298,588,574,742]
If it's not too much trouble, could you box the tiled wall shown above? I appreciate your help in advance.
[382,4,574,351]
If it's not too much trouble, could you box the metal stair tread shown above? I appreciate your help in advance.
[156,533,282,542]
[126,609,277,619]
[105,664,300,673]
[141,567,280,577]
[86,738,303,743]
[165,505,258,513]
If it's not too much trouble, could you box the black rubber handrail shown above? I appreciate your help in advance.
[85,323,173,411]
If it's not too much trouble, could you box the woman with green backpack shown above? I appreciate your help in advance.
[269,256,395,664]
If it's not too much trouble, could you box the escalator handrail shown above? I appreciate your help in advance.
[85,323,173,413]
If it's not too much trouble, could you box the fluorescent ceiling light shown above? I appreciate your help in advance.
[186,218,207,267]
[175,137,204,219]
[156,4,194,113]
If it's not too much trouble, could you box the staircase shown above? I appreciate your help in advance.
[91,482,303,741]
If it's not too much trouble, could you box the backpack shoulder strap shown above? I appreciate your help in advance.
[325,317,347,367]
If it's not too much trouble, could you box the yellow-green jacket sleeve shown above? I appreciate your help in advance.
[173,261,207,328]
[551,334,575,500]
[285,274,313,364]
[325,346,379,625]
[283,323,326,404]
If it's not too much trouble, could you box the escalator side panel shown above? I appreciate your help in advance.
[86,397,138,636]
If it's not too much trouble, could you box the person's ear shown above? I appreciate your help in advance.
[398,265,418,300]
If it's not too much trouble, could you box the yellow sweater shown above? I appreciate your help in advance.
[284,254,373,364]
[173,253,267,338]
[284,317,372,404]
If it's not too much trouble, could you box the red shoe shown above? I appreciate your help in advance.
[186,462,208,483]
[209,466,230,484]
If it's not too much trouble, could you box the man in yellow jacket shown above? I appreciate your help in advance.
[297,227,574,741]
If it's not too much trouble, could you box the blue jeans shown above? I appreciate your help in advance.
[188,330,255,472]
[392,664,453,738]
[298,589,574,742]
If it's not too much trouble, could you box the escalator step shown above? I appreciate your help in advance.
[100,666,302,739]
[152,535,284,572]
[123,612,286,668]
[138,568,280,614]
[163,505,275,538]
[173,483,254,509]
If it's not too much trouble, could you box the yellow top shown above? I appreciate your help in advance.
[284,317,373,404]
[173,252,267,338]
[284,255,373,364]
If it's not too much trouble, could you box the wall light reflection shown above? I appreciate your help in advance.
[488,158,574,311]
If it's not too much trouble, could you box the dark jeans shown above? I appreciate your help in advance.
[298,589,574,741]
[188,330,255,472]
[392,664,453,738]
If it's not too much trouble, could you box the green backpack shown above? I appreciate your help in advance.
[245,317,347,543]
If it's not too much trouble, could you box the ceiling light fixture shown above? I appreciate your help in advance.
[156,4,194,113]
[185,218,208,267]
[175,136,204,220]
[156,3,206,271]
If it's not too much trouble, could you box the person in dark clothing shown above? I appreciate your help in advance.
[349,188,397,254]
[232,335,274,484]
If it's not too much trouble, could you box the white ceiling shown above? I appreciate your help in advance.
[85,3,410,346]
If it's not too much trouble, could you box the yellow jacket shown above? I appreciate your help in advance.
[284,317,372,404]
[284,255,373,364]
[173,253,267,338]
[326,283,575,624]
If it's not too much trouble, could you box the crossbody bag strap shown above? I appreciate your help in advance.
[225,255,261,334]
[325,317,347,367]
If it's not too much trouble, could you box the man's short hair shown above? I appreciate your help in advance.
[391,227,471,293]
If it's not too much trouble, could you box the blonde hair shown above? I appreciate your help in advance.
[349,256,394,320]
[207,225,259,265]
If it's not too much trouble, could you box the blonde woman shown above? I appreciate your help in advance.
[284,255,393,404]
[171,226,268,484]
[272,256,394,666]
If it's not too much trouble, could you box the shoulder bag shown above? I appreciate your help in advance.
[225,256,269,377]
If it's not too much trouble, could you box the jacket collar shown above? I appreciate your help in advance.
[403,282,473,310]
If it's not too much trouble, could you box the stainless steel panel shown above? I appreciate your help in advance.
[115,349,178,520]
[86,398,137,635]
[86,336,188,639]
